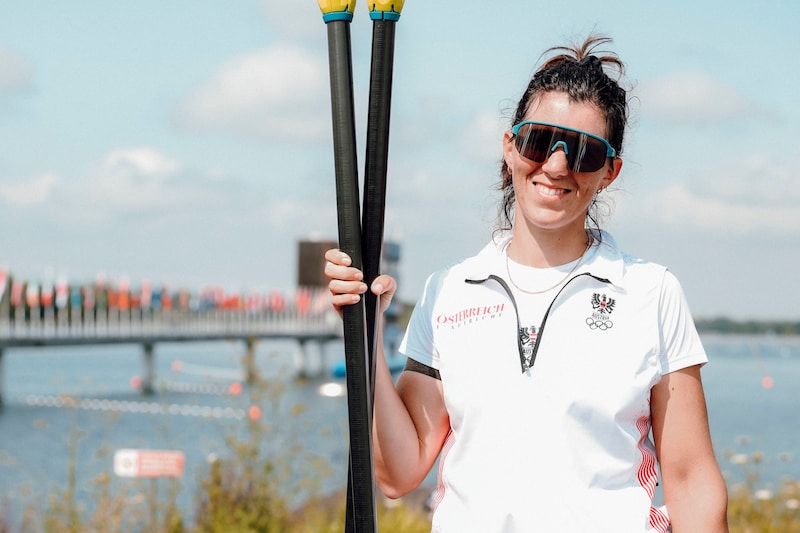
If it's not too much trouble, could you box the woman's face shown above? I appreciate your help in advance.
[503,91,622,238]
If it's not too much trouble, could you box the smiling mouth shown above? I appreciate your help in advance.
[534,183,570,196]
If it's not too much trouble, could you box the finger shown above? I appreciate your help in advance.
[331,292,362,309]
[324,248,352,267]
[324,260,364,283]
[329,279,368,297]
[370,274,396,296]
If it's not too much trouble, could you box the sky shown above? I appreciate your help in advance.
[0,1,798,321]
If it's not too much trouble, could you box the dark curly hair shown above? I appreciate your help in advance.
[497,34,628,232]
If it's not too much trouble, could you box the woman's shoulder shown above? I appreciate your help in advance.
[442,236,507,277]
[419,236,508,294]
[592,231,672,285]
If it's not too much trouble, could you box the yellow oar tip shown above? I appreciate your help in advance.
[318,0,357,22]
[368,1,403,20]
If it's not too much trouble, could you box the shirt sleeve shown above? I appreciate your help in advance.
[658,269,708,374]
[398,272,441,369]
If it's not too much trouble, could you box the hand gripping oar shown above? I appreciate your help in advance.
[318,1,378,531]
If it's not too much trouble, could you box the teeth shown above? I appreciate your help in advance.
[535,183,566,196]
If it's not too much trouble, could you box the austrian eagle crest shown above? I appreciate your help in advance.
[591,293,616,315]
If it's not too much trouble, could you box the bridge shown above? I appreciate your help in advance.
[0,286,343,407]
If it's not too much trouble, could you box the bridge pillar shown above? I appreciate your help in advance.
[294,339,307,379]
[0,348,4,409]
[316,340,332,378]
[294,339,328,380]
[243,337,258,385]
[317,339,333,377]
[141,342,155,396]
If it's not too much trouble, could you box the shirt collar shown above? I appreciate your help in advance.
[465,229,625,287]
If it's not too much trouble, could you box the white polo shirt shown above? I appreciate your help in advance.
[400,231,706,532]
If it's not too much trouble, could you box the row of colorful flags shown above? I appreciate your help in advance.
[0,269,331,315]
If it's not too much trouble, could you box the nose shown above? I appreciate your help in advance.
[550,140,569,155]
[542,142,571,175]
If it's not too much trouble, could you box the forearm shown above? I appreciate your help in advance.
[664,464,728,532]
[372,346,430,498]
[325,256,432,494]
[652,366,729,531]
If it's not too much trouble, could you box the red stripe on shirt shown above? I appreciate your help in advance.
[636,414,670,532]
[429,428,455,513]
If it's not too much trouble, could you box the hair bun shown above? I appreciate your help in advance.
[579,55,600,67]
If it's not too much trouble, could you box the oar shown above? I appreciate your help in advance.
[346,2,405,531]
[318,2,378,531]
[362,0,403,399]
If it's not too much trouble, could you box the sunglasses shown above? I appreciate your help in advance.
[511,121,617,172]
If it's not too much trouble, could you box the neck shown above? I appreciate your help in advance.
[507,226,591,268]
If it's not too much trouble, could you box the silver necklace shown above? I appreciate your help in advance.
[505,237,593,295]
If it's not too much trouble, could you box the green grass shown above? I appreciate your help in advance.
[723,437,800,532]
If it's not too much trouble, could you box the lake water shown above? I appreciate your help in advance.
[0,333,798,526]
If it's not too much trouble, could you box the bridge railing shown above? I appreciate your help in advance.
[0,285,347,404]
[0,286,342,345]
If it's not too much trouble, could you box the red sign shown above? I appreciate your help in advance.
[113,449,185,478]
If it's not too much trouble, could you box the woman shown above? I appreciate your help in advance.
[326,35,728,532]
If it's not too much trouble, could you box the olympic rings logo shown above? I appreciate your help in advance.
[586,317,613,330]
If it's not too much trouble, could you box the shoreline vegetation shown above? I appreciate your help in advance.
[1,333,798,532]
[1,430,798,532]
[695,318,800,336]
[3,429,799,529]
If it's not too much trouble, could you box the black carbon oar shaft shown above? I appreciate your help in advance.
[323,18,378,533]
[345,17,397,533]
[362,18,396,396]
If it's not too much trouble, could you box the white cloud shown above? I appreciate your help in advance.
[616,151,800,237]
[643,184,798,234]
[89,148,186,212]
[1,147,306,239]
[104,147,182,177]
[458,111,505,163]
[701,153,799,208]
[0,173,58,206]
[45,146,231,224]
[638,71,752,123]
[176,46,329,141]
[261,0,326,39]
[0,44,32,93]
[265,197,335,234]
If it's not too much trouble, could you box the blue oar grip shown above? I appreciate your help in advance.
[323,11,355,22]
[369,10,400,20]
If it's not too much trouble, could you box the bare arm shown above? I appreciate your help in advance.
[372,340,449,498]
[651,365,728,532]
[325,249,450,498]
